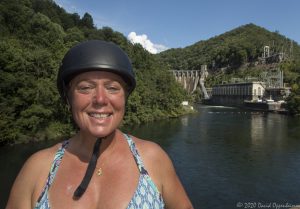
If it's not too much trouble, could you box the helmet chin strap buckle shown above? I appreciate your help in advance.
[73,138,102,199]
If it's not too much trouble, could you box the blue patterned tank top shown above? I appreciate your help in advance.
[34,134,165,209]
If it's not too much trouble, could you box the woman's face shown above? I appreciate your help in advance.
[68,71,127,138]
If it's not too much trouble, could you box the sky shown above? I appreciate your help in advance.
[53,0,300,54]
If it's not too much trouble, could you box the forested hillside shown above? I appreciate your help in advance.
[158,23,300,114]
[158,23,300,73]
[0,0,188,144]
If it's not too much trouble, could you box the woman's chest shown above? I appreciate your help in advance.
[48,155,140,209]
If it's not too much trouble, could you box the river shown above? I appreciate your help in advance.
[1,105,300,209]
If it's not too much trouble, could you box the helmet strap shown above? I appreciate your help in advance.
[73,137,102,199]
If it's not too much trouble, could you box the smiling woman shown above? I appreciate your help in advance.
[5,40,194,209]
[69,71,127,139]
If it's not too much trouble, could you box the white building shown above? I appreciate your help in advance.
[211,82,266,106]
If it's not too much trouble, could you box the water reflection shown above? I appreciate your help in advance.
[181,115,190,127]
[250,113,289,149]
[250,114,265,145]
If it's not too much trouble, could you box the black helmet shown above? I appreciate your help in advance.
[57,40,136,102]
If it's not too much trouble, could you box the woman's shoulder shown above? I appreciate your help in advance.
[5,142,65,208]
[128,135,176,192]
[15,142,65,186]
[130,136,167,159]
[26,142,64,169]
[129,135,173,175]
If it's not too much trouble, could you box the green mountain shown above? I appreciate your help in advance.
[158,23,300,82]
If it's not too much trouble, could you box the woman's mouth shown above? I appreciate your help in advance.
[88,113,112,119]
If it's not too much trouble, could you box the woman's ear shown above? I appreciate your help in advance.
[66,97,72,112]
[65,88,72,112]
[65,83,72,108]
[66,97,70,106]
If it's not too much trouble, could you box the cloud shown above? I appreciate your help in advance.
[127,32,168,54]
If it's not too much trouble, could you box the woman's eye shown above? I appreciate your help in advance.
[77,85,93,93]
[106,85,120,93]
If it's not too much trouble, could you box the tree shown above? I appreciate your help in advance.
[80,12,94,29]
[29,13,65,49]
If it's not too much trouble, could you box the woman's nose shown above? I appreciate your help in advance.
[93,87,108,106]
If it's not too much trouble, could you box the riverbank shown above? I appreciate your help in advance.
[1,103,197,146]
[203,98,290,115]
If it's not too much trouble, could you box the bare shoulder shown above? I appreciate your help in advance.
[130,136,170,164]
[129,135,174,183]
[5,142,62,209]
[22,143,62,174]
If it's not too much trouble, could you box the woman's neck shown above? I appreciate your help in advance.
[69,129,120,162]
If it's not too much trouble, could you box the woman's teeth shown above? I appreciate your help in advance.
[89,113,111,118]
